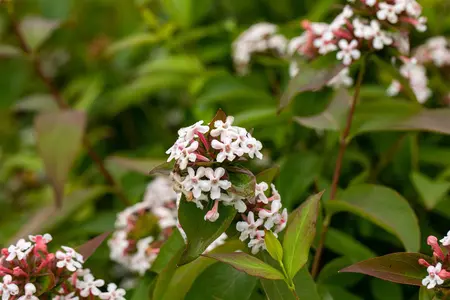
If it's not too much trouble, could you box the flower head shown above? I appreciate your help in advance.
[422,263,444,289]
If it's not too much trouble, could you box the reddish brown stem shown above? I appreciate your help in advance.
[311,58,366,279]
[10,14,130,207]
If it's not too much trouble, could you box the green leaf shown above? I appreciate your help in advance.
[162,240,244,300]
[0,44,23,58]
[106,33,161,55]
[278,61,345,113]
[317,257,363,288]
[131,275,155,300]
[186,263,258,300]
[160,0,213,28]
[228,167,256,199]
[282,192,321,279]
[277,152,322,210]
[106,156,166,175]
[327,184,420,252]
[204,252,285,280]
[35,110,87,207]
[255,167,280,185]
[261,267,320,300]
[318,284,363,300]
[137,55,204,76]
[370,278,403,300]
[419,286,437,300]
[14,94,58,112]
[151,230,186,274]
[324,228,376,262]
[410,171,450,210]
[153,248,184,299]
[19,16,60,51]
[340,253,429,286]
[264,230,283,263]
[178,195,236,264]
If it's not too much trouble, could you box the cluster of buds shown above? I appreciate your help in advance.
[232,23,287,75]
[388,37,450,103]
[0,234,125,299]
[167,112,288,254]
[419,232,450,289]
[236,182,287,254]
[108,176,179,275]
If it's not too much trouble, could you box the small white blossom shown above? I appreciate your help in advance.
[210,116,235,140]
[327,68,353,88]
[99,283,126,300]
[77,274,105,297]
[6,239,32,261]
[440,231,450,246]
[314,31,337,55]
[56,246,84,272]
[254,182,269,204]
[241,136,263,159]
[236,211,264,241]
[220,192,247,213]
[52,292,79,300]
[365,0,377,6]
[369,20,393,50]
[377,2,402,24]
[0,275,19,300]
[336,39,361,65]
[422,263,444,289]
[211,138,244,162]
[18,283,38,300]
[248,232,266,254]
[203,168,231,200]
[177,121,209,142]
[259,200,283,229]
[387,80,401,97]
[183,167,208,199]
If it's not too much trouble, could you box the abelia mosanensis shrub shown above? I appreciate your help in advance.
[420,231,450,289]
[108,176,227,275]
[0,234,125,300]
[167,113,287,254]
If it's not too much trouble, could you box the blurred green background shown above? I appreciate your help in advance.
[1,0,450,299]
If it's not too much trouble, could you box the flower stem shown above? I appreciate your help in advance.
[280,261,298,299]
[311,57,367,279]
[8,8,131,207]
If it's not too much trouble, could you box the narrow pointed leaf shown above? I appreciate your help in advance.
[264,230,283,263]
[178,195,236,265]
[204,252,285,280]
[255,167,280,185]
[107,156,165,175]
[35,110,87,207]
[340,253,429,286]
[19,16,60,51]
[208,108,227,131]
[411,172,450,210]
[76,232,111,261]
[151,230,186,274]
[283,192,322,279]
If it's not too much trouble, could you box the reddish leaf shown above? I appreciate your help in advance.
[340,253,430,286]
[77,232,111,261]
[208,109,227,131]
[35,110,86,207]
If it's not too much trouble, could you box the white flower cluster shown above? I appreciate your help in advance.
[232,23,287,75]
[0,234,125,300]
[387,58,431,103]
[415,37,450,67]
[419,231,450,289]
[109,176,179,275]
[236,182,288,254]
[168,116,263,222]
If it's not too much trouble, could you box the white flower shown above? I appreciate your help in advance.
[248,232,266,254]
[183,167,208,199]
[78,274,105,297]
[29,233,52,244]
[99,283,126,300]
[365,0,377,6]
[210,116,235,140]
[330,5,353,30]
[254,182,269,204]
[336,39,361,65]
[327,68,353,89]
[267,34,288,54]
[211,138,244,162]
[352,18,373,40]
[6,239,32,261]
[143,176,178,207]
[241,136,263,159]
[204,233,228,253]
[203,168,231,200]
[422,263,444,289]
[259,200,283,229]
[56,246,84,272]
[414,16,427,32]
[0,275,19,300]
[52,292,79,300]
[166,140,199,170]
[386,80,401,97]
[220,192,247,213]
[236,211,264,241]
[177,121,209,142]
[396,0,422,17]
[289,61,300,78]
[369,20,393,50]
[152,206,178,229]
[108,230,129,262]
[273,208,288,234]
[314,31,337,54]
[440,231,450,246]
[18,283,38,300]
[377,3,401,24]
[288,35,307,56]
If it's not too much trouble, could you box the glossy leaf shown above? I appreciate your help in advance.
[370,278,403,300]
[151,230,186,274]
[35,110,87,207]
[76,232,111,261]
[107,156,165,175]
[264,230,283,263]
[340,252,429,286]
[185,263,258,300]
[208,108,227,131]
[204,252,285,280]
[255,167,280,185]
[325,228,376,262]
[19,16,60,51]
[411,171,450,210]
[131,276,155,300]
[283,192,321,279]
[153,248,184,299]
[279,62,345,113]
[327,184,420,252]
[419,286,437,300]
[317,257,364,288]
[178,195,236,264]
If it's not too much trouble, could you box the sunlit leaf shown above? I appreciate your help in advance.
[411,171,450,210]
[35,110,87,207]
[264,230,283,263]
[204,252,285,280]
[19,16,60,51]
[283,192,321,279]
[327,184,420,252]
[340,253,429,286]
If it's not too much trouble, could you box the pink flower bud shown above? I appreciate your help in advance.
[428,235,446,261]
[418,258,431,267]
[13,266,28,277]
[438,269,450,280]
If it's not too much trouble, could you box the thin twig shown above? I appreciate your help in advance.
[10,13,131,207]
[311,58,366,278]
